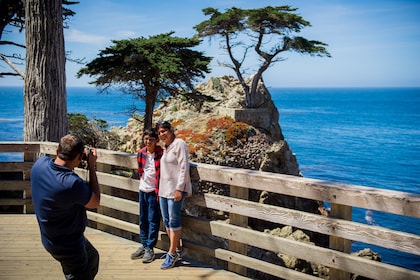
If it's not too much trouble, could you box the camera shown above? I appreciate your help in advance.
[82,147,92,161]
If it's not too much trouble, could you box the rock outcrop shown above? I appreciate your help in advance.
[115,75,323,216]
[111,75,378,279]
[118,75,300,175]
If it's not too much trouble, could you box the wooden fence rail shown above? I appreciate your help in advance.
[1,142,419,280]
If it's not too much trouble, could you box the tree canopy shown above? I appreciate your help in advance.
[77,32,212,130]
[194,6,331,107]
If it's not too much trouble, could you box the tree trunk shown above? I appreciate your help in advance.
[24,0,67,142]
[143,85,158,131]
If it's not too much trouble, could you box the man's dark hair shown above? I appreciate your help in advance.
[58,134,85,161]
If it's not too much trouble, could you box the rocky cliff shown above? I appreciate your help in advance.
[111,75,378,279]
[118,75,300,174]
[114,75,323,215]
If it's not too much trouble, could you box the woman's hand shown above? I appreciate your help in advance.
[174,190,182,201]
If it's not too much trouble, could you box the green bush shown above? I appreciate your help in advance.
[68,113,121,149]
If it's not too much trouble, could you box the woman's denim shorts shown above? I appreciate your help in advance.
[159,192,186,231]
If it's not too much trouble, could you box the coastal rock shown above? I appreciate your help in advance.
[114,75,323,224]
[111,75,381,279]
[115,75,298,174]
[350,249,382,280]
[153,75,295,173]
[154,76,324,220]
[248,226,314,279]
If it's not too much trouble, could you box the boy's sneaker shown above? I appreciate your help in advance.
[130,245,145,260]
[160,253,179,269]
[142,248,155,263]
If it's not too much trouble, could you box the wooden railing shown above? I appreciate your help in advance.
[0,142,419,280]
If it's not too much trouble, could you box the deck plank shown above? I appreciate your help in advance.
[0,214,246,280]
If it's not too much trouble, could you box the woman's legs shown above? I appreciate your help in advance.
[160,193,186,254]
[168,229,181,254]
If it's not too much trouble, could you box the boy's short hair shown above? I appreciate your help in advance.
[143,128,158,139]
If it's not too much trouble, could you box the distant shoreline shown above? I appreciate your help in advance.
[2,85,420,90]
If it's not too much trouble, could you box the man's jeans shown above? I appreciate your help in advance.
[139,190,161,249]
[52,239,99,280]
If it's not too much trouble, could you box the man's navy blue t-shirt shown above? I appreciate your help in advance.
[31,156,92,255]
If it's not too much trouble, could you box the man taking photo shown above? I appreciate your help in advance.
[31,134,101,279]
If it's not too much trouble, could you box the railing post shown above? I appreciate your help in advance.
[329,203,352,280]
[228,185,248,276]
[23,151,36,214]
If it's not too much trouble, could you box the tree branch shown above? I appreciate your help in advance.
[0,40,26,48]
[0,53,25,79]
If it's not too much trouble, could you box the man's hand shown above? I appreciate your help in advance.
[87,148,97,170]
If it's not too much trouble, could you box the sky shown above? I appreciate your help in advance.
[2,0,420,88]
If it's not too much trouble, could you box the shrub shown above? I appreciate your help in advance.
[206,116,234,130]
[68,113,120,149]
[225,122,250,146]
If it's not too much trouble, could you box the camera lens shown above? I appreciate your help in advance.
[82,147,90,160]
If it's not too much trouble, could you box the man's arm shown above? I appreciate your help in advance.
[84,148,100,209]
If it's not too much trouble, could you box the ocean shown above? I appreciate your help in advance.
[1,86,419,271]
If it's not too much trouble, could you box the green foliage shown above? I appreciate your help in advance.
[0,0,25,37]
[195,6,330,57]
[78,32,211,93]
[0,0,78,37]
[195,7,246,37]
[68,113,89,136]
[68,113,120,150]
[210,77,224,93]
[77,32,212,130]
[194,6,331,107]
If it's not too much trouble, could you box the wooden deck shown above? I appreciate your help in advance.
[0,214,247,280]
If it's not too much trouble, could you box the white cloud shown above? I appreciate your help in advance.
[65,29,109,45]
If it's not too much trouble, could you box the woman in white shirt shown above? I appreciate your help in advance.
[157,121,192,269]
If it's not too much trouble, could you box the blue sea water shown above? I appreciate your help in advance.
[1,86,419,271]
[272,87,420,271]
[0,87,136,141]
